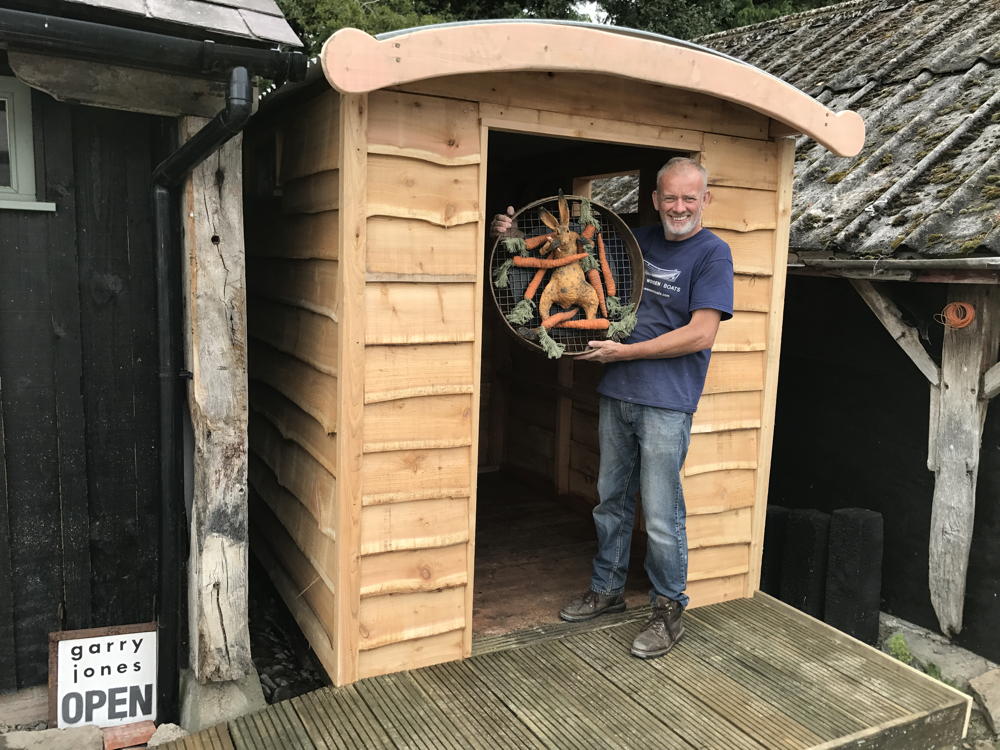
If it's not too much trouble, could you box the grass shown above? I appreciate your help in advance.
[884,633,958,689]
[886,633,914,665]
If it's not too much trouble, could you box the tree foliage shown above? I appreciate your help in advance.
[277,0,833,54]
[278,0,581,54]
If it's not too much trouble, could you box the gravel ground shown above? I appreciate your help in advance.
[949,710,998,749]
[0,720,49,733]
[248,558,328,704]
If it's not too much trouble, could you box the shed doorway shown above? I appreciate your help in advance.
[472,130,681,637]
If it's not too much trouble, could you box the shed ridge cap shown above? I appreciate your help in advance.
[320,22,865,157]
[374,18,810,95]
[377,18,740,63]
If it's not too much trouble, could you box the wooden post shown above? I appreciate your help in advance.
[928,284,1000,636]
[555,360,573,495]
[850,280,1000,635]
[747,138,795,593]
[334,93,367,684]
[181,117,253,681]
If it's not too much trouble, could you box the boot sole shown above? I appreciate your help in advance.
[630,625,685,659]
[559,601,626,622]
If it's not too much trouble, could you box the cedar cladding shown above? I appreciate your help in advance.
[246,71,796,685]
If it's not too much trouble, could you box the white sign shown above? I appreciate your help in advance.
[50,624,157,729]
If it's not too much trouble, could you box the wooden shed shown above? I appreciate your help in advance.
[701,0,1000,657]
[242,20,865,686]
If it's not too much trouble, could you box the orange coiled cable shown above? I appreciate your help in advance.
[937,301,976,329]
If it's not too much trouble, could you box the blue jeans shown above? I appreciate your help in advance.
[590,396,692,607]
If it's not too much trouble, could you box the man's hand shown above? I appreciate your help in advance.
[490,205,516,237]
[577,339,630,363]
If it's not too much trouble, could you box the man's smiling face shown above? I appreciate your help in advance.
[652,166,712,242]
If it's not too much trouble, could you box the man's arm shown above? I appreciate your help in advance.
[577,308,723,364]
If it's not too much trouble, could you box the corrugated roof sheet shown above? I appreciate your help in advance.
[64,0,301,46]
[699,0,1000,258]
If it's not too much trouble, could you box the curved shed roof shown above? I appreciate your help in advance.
[320,20,865,157]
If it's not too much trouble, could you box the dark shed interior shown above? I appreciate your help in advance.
[473,131,679,634]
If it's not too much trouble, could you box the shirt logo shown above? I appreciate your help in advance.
[644,261,682,282]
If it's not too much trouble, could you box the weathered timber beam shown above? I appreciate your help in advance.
[792,267,1000,285]
[928,285,1000,636]
[850,280,941,386]
[982,361,1000,401]
[182,117,253,681]
[802,257,1000,271]
[8,52,227,117]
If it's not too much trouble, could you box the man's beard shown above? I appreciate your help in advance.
[661,213,698,239]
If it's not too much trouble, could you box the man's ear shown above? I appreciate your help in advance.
[650,190,659,212]
[703,190,713,207]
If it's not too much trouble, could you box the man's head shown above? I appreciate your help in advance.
[652,157,711,241]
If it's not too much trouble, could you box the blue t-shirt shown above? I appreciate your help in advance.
[597,226,734,413]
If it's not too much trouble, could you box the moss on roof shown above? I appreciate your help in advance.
[700,0,1000,259]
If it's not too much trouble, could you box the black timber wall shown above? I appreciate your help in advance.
[769,275,1000,661]
[0,89,168,690]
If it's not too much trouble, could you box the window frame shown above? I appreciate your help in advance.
[0,75,55,211]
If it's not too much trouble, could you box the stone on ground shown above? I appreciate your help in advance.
[179,668,265,732]
[0,725,102,750]
[970,668,1000,734]
[147,722,188,747]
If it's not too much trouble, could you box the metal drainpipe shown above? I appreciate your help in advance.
[151,66,253,723]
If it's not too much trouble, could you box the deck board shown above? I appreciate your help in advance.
[165,593,969,750]
[593,623,824,748]
[679,616,879,736]
[410,660,547,749]
[489,642,689,747]
[722,596,950,711]
[690,604,914,718]
[560,629,767,749]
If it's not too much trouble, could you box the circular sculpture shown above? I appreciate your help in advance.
[489,194,644,358]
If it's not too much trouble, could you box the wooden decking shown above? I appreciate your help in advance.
[165,593,970,749]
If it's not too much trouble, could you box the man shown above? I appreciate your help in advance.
[492,157,733,659]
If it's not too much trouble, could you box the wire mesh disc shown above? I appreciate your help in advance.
[489,195,644,357]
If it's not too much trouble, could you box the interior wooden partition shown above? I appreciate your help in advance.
[242,22,863,686]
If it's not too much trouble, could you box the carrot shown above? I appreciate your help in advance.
[541,308,579,328]
[525,232,555,250]
[556,318,610,330]
[586,268,607,317]
[580,224,597,241]
[512,252,588,269]
[597,232,616,297]
[524,269,546,301]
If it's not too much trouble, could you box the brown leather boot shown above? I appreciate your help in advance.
[630,596,684,658]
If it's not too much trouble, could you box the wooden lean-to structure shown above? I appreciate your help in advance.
[243,21,865,685]
[0,1,303,714]
[702,0,1000,646]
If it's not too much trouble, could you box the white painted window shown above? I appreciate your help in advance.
[0,76,55,211]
